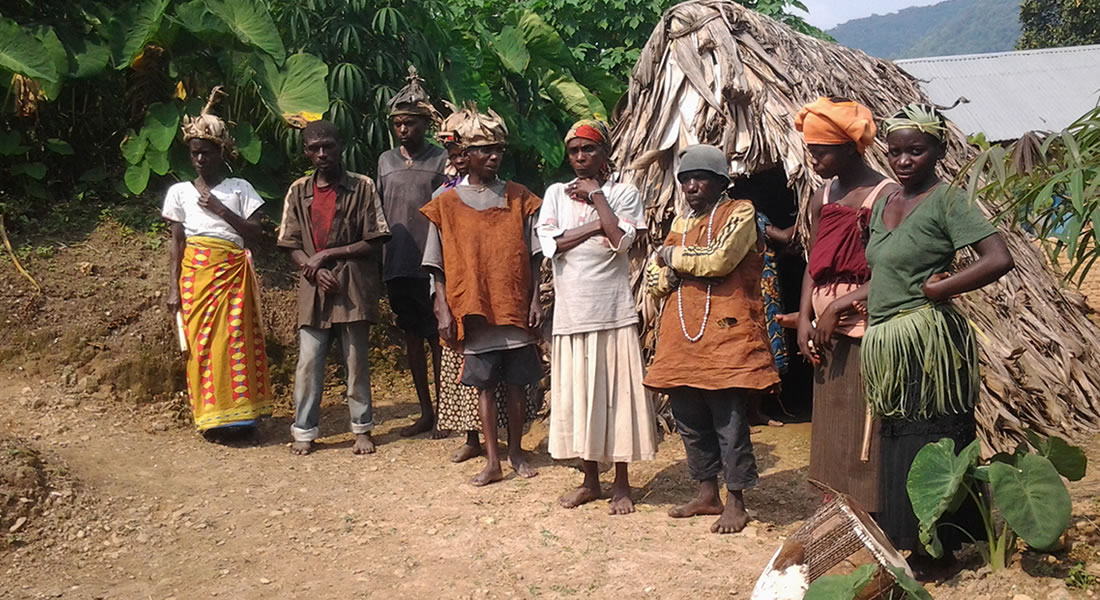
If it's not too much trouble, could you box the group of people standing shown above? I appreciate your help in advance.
[162,76,1015,561]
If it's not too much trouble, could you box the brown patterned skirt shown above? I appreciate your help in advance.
[437,345,542,432]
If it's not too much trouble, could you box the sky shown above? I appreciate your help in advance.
[795,0,946,29]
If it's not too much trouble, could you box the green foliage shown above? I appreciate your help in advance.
[907,432,1084,572]
[0,0,833,229]
[204,0,287,64]
[803,564,877,599]
[959,106,1100,286]
[986,453,1071,550]
[0,16,60,83]
[1067,562,1098,590]
[252,52,331,125]
[828,0,1020,59]
[908,438,982,557]
[803,563,931,599]
[1018,0,1100,50]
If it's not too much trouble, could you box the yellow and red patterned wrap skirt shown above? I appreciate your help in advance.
[180,236,272,430]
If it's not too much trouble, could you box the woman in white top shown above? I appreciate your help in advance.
[161,87,272,440]
[537,120,657,514]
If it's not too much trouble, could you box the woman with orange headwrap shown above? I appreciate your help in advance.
[536,119,657,514]
[793,97,898,513]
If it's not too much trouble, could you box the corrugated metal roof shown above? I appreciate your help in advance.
[896,45,1100,142]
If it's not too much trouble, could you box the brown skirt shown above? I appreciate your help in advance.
[436,345,542,433]
[809,335,880,513]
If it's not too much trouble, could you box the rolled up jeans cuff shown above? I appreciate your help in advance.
[350,421,374,434]
[291,425,319,443]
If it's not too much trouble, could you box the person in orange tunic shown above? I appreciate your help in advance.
[420,107,545,487]
[644,144,780,534]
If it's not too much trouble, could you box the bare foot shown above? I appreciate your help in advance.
[609,493,635,515]
[399,416,434,438]
[668,495,724,518]
[710,492,751,534]
[450,442,482,463]
[768,419,784,427]
[471,463,504,487]
[559,486,601,509]
[431,427,451,440]
[509,452,538,478]
[352,433,376,454]
[290,440,313,455]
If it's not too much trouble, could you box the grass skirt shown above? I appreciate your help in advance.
[861,303,978,420]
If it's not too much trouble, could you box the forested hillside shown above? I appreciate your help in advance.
[828,0,1022,59]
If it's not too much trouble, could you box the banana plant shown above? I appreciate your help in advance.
[907,432,1085,572]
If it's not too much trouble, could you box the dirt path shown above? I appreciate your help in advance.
[3,370,1098,600]
[0,372,820,600]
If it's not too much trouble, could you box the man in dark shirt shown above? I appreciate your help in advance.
[378,67,449,438]
[277,120,391,455]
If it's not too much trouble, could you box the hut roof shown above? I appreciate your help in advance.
[612,0,1100,451]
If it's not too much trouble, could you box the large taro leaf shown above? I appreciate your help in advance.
[69,38,110,79]
[988,453,1071,550]
[124,162,151,194]
[172,0,233,43]
[143,103,180,152]
[31,26,69,100]
[109,0,171,68]
[529,111,564,168]
[803,564,876,600]
[907,438,981,558]
[121,132,149,165]
[544,71,606,121]
[230,122,261,164]
[518,11,573,69]
[0,17,59,84]
[203,0,285,65]
[885,566,934,600]
[490,25,529,74]
[1027,431,1088,481]
[253,53,329,127]
[442,44,492,106]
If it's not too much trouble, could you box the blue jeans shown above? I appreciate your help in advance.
[291,322,374,442]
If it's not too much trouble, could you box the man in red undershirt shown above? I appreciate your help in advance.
[277,120,391,455]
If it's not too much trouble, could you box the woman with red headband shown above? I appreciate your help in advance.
[537,119,657,515]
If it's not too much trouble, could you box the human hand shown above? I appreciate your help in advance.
[776,312,799,329]
[528,297,544,331]
[812,304,839,352]
[434,297,458,345]
[852,300,868,316]
[922,272,951,302]
[197,190,228,217]
[796,316,820,366]
[316,268,340,295]
[166,286,181,314]
[655,246,675,268]
[567,178,602,203]
[302,250,329,280]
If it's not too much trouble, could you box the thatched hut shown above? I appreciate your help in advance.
[611,0,1100,451]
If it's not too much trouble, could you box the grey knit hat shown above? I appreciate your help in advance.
[677,144,730,184]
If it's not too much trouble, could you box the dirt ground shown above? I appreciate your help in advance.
[2,374,1099,600]
[2,220,1100,599]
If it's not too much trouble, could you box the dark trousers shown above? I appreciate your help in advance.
[669,387,758,491]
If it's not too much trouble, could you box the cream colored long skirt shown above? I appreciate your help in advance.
[548,326,657,463]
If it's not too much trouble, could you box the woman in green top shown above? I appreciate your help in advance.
[862,104,1014,572]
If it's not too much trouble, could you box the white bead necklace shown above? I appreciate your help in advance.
[677,200,719,343]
